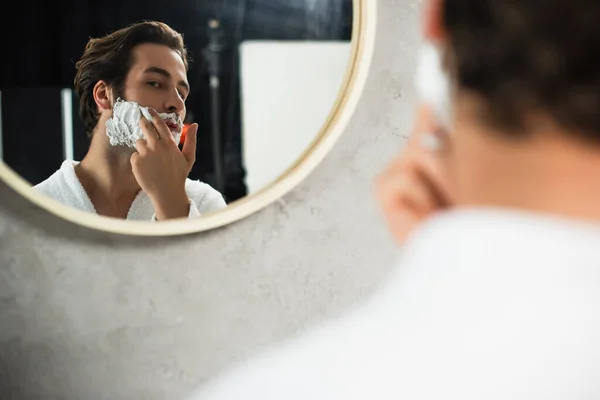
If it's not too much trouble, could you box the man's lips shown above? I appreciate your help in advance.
[165,121,181,134]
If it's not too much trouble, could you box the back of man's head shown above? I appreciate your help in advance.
[443,0,600,145]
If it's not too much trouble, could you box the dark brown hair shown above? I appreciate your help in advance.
[443,0,600,143]
[74,21,189,137]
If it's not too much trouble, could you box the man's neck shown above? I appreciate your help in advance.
[453,124,600,223]
[76,127,141,208]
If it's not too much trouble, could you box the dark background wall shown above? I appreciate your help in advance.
[0,0,352,202]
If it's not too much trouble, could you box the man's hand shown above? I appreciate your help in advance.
[375,105,456,245]
[131,108,198,220]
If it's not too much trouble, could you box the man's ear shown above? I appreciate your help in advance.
[422,0,447,42]
[93,80,112,112]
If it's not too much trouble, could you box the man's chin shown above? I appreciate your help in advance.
[110,143,138,155]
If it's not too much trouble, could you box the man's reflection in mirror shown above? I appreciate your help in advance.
[34,21,227,221]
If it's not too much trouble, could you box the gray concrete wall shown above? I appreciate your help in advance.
[0,1,421,398]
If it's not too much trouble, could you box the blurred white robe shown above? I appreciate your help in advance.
[34,160,226,221]
[189,208,600,400]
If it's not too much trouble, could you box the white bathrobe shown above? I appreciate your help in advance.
[34,160,227,220]
[188,208,600,400]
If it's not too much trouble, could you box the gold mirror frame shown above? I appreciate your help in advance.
[0,0,376,236]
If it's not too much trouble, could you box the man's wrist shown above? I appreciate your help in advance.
[151,189,190,220]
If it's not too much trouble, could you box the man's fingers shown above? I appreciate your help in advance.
[377,163,437,216]
[408,105,438,145]
[181,123,198,168]
[375,103,456,246]
[396,172,437,214]
[130,151,140,172]
[147,108,172,142]
[386,209,423,244]
[134,138,148,154]
[139,116,160,145]
[410,148,456,206]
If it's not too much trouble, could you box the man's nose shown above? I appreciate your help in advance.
[166,90,185,113]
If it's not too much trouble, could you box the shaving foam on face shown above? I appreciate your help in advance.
[415,43,453,131]
[105,98,183,148]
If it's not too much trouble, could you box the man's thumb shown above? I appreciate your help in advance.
[182,123,198,167]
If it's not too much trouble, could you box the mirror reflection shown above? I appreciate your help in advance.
[1,0,353,221]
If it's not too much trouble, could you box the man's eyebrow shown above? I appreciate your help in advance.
[143,66,190,92]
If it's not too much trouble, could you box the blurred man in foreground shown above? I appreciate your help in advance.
[188,0,600,398]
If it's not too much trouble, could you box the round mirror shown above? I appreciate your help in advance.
[0,0,374,235]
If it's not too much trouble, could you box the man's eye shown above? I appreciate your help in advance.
[148,81,161,88]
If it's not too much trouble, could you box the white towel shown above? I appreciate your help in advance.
[34,160,227,221]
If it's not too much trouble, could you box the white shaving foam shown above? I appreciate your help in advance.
[415,43,454,131]
[105,98,183,148]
